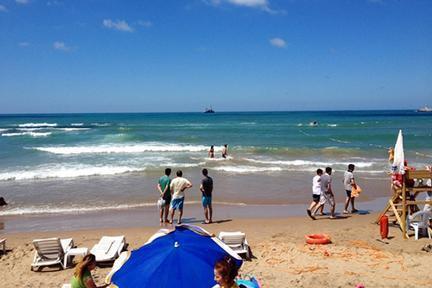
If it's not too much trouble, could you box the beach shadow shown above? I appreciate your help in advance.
[354,210,370,215]
[212,219,232,224]
[314,215,351,220]
[180,217,201,224]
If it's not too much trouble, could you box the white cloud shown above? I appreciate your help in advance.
[0,4,7,12]
[16,0,30,4]
[204,0,283,14]
[53,41,71,51]
[269,37,286,48]
[103,19,134,32]
[18,42,30,47]
[227,0,268,8]
[138,20,153,28]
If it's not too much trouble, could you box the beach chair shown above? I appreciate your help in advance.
[90,236,126,263]
[218,231,251,259]
[31,237,74,271]
[408,211,432,240]
[0,238,6,255]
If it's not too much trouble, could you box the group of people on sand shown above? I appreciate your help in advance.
[208,144,229,159]
[70,253,239,288]
[157,167,214,225]
[307,164,359,220]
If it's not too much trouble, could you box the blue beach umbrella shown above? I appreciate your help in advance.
[109,225,243,288]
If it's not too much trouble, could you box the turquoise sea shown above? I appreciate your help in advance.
[0,110,431,217]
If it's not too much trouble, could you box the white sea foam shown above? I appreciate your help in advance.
[91,122,111,127]
[213,166,283,173]
[161,162,205,168]
[2,132,51,137]
[71,123,84,126]
[56,128,90,131]
[244,158,375,168]
[0,200,248,216]
[327,124,338,127]
[0,128,8,132]
[18,122,57,127]
[0,165,145,181]
[32,143,210,155]
[329,138,350,144]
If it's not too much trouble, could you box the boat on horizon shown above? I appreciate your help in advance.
[417,105,432,113]
[204,106,215,113]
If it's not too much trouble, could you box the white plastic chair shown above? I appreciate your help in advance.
[31,237,74,271]
[408,211,432,240]
[218,231,251,259]
[90,236,126,263]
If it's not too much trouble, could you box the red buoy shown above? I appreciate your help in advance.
[305,234,331,245]
[380,215,389,239]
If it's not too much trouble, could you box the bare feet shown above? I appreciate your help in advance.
[307,209,316,220]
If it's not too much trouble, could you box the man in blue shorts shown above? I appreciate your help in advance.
[200,168,213,224]
[169,170,193,224]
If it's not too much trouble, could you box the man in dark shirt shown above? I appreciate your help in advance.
[200,168,213,224]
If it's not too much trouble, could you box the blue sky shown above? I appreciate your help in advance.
[0,0,431,113]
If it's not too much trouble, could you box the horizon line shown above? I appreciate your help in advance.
[0,108,422,116]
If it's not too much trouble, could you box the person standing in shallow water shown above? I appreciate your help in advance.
[208,145,215,158]
[169,170,193,224]
[221,144,228,158]
[157,168,171,223]
[200,168,214,224]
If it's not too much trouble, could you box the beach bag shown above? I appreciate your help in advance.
[157,198,166,209]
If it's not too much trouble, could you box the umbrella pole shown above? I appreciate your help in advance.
[402,175,407,239]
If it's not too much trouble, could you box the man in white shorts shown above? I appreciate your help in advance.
[313,167,336,219]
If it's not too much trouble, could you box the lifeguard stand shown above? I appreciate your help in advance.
[376,170,432,239]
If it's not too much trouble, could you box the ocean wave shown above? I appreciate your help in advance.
[244,158,374,168]
[0,200,248,216]
[160,162,206,168]
[71,123,84,126]
[327,124,338,127]
[17,128,46,131]
[91,122,111,127]
[32,143,210,155]
[329,138,351,144]
[213,166,283,173]
[0,165,145,181]
[0,128,9,132]
[18,122,57,127]
[2,132,51,137]
[56,128,91,131]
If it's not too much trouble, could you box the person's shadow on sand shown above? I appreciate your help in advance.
[180,218,233,225]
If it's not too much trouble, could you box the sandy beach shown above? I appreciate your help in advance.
[1,212,432,288]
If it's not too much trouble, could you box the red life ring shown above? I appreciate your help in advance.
[305,234,331,245]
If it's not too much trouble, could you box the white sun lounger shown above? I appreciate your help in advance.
[218,231,251,259]
[31,237,74,271]
[90,236,126,263]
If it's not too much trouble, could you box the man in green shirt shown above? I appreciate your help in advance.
[157,168,171,223]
